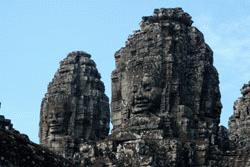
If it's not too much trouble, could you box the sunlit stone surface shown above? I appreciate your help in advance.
[76,8,224,166]
[2,7,250,167]
[39,51,110,158]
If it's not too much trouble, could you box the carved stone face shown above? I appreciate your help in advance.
[48,106,66,135]
[131,73,161,114]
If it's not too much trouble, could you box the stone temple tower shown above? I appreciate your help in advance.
[72,8,223,167]
[33,8,250,167]
[224,81,250,166]
[109,8,222,166]
[39,51,110,158]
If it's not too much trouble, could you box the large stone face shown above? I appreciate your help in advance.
[2,6,250,167]
[39,51,110,158]
[111,8,222,136]
[72,8,224,167]
[3,7,250,167]
[109,8,222,166]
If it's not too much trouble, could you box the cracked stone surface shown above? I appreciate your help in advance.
[39,51,110,158]
[224,81,250,167]
[1,7,250,167]
[0,115,74,167]
[76,8,224,167]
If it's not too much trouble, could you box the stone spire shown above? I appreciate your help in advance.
[229,81,250,147]
[100,8,223,166]
[39,51,110,158]
[112,8,222,133]
[3,7,250,167]
[219,81,250,167]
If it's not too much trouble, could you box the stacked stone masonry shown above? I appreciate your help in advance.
[109,8,222,166]
[0,115,74,167]
[1,7,250,167]
[39,51,110,159]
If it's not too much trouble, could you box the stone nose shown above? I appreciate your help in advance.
[135,86,143,99]
[51,118,57,123]
[50,113,57,123]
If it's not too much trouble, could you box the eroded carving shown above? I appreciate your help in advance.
[131,73,162,115]
[39,51,110,158]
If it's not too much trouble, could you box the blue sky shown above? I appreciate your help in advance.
[0,0,249,143]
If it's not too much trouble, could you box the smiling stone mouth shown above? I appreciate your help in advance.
[49,124,61,128]
[134,99,149,107]
[135,103,148,108]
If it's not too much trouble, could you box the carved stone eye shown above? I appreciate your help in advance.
[133,85,138,93]
[143,83,151,91]
[49,113,53,119]
[56,112,63,118]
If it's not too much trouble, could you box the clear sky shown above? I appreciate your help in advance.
[0,0,250,143]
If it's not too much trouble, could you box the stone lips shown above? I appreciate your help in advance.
[39,51,110,158]
[112,7,221,139]
[0,7,249,167]
[106,7,223,166]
